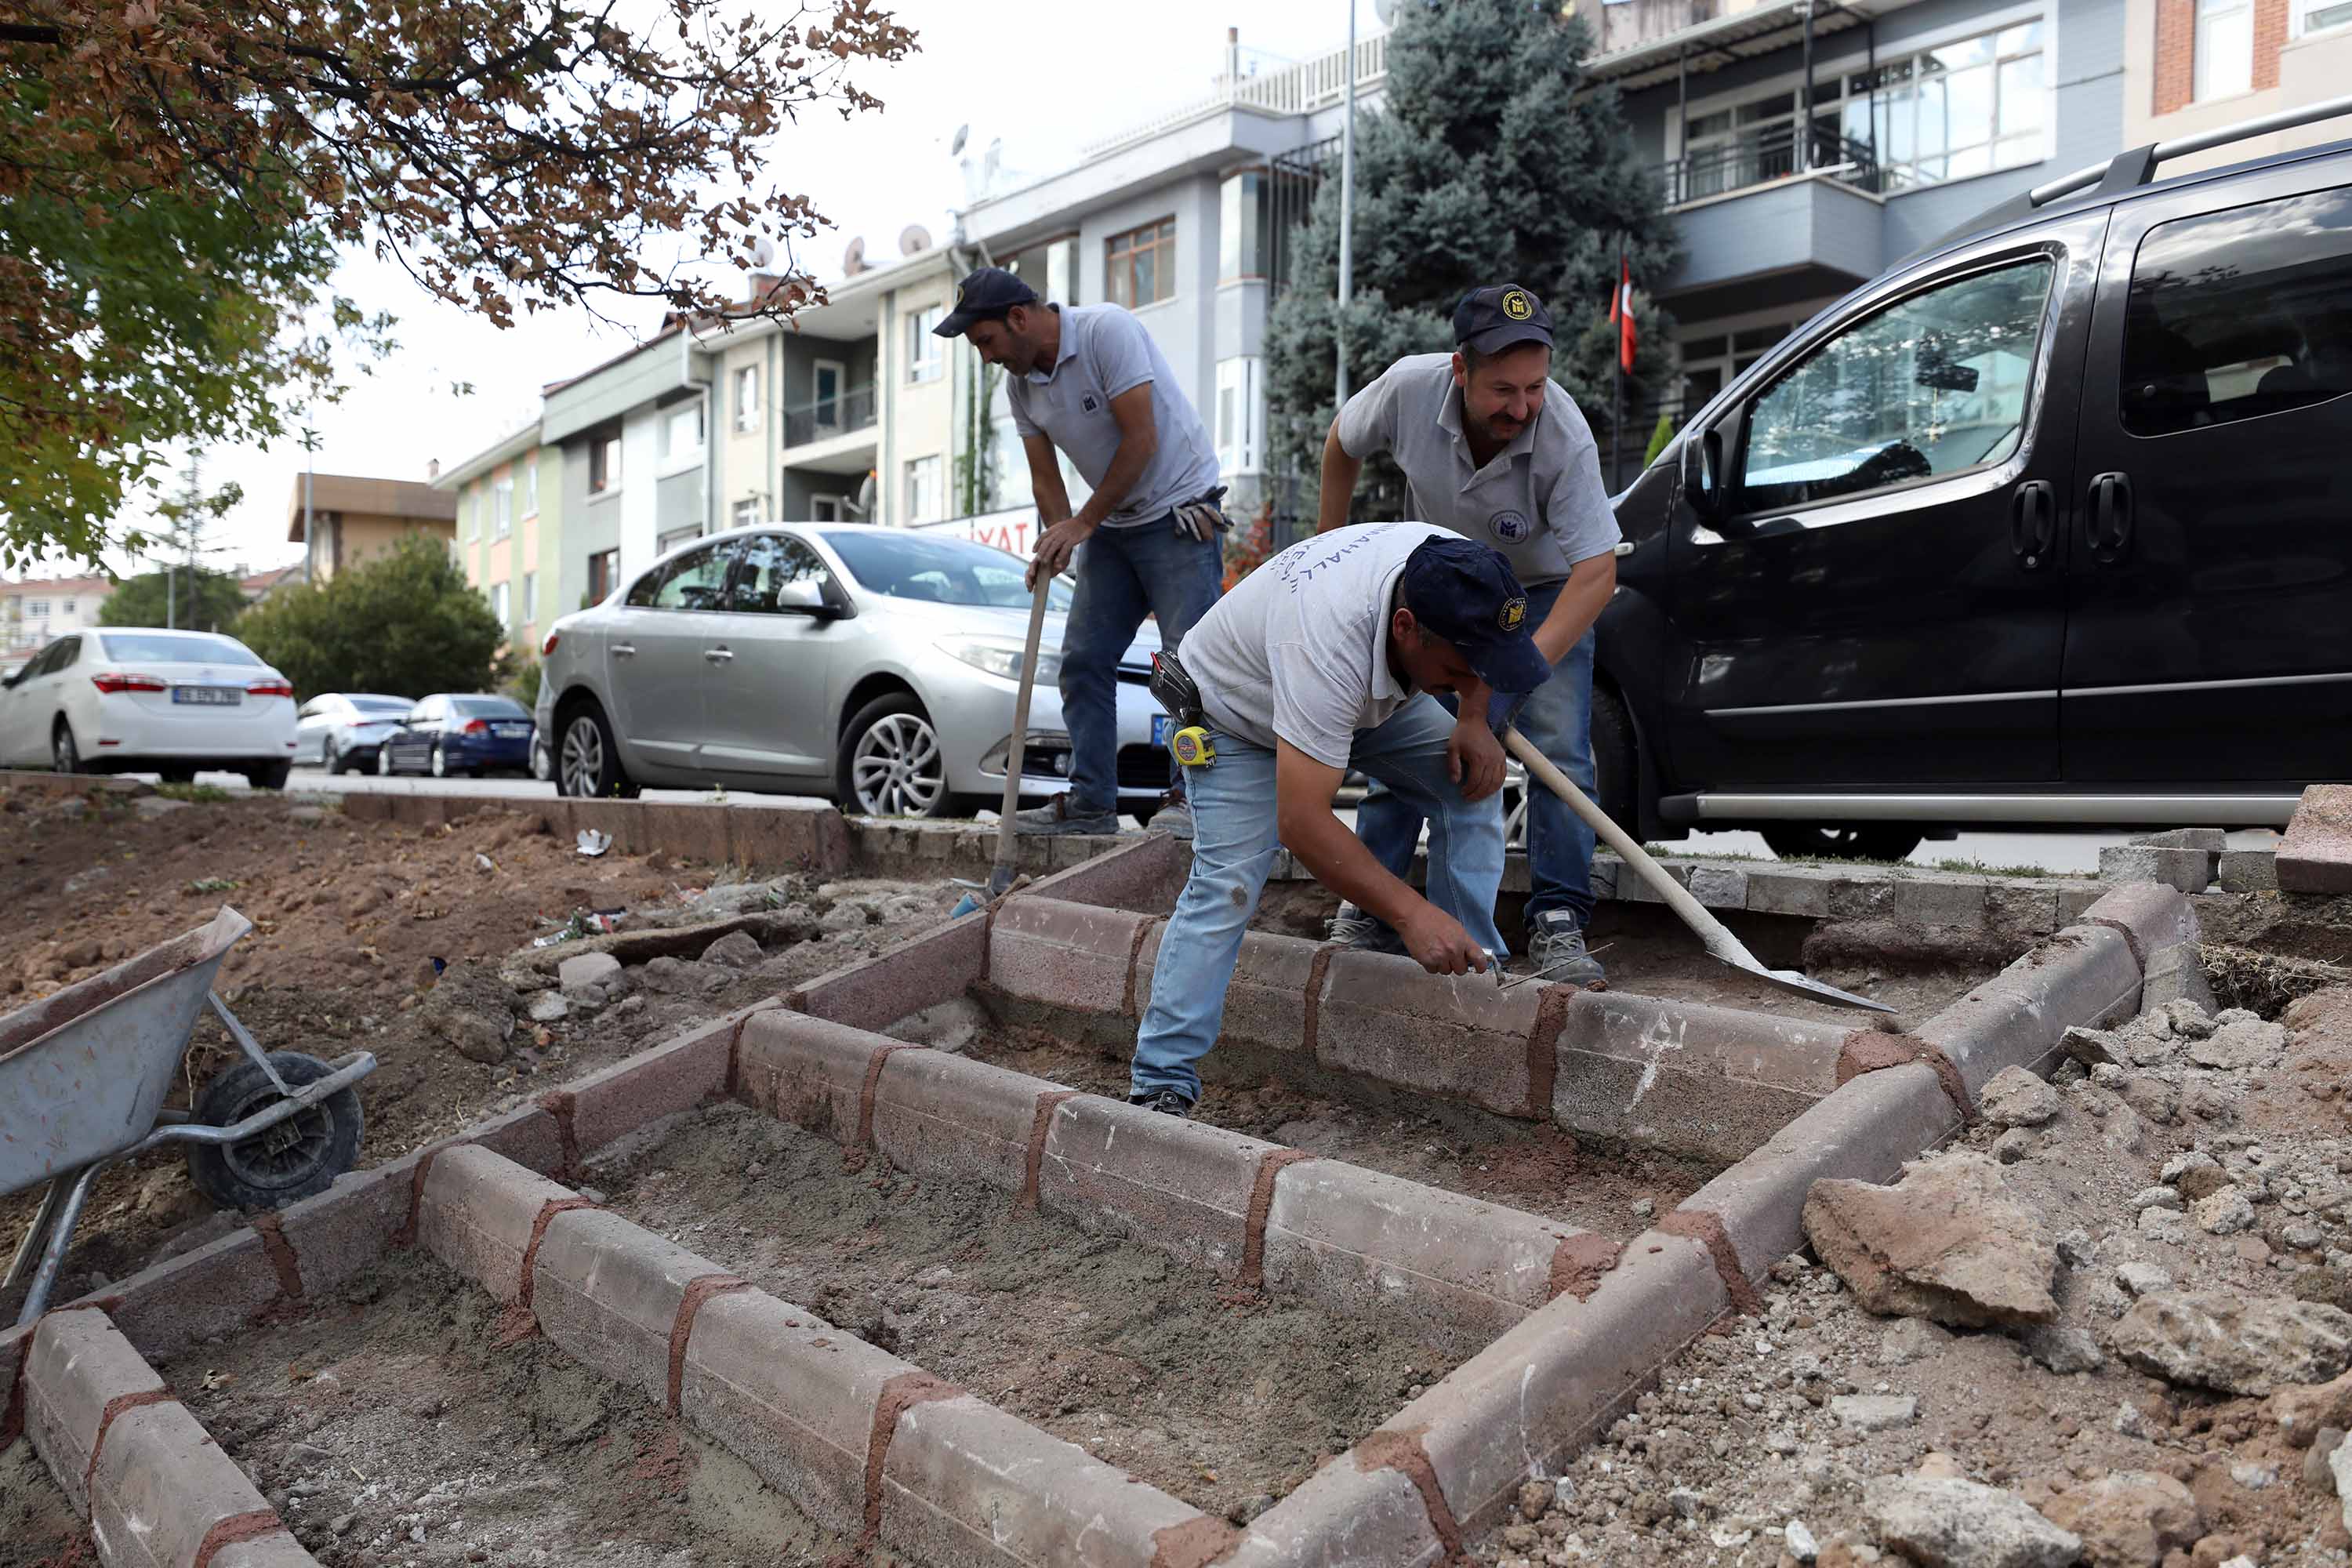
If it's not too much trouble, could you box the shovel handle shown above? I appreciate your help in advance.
[993,575,1054,884]
[1500,727,1751,970]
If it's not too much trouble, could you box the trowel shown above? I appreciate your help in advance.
[1501,728,1893,1014]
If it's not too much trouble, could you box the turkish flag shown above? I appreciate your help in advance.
[1607,254,1638,374]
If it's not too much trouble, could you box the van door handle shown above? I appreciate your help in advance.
[2009,481,2055,571]
[612,643,637,657]
[2087,472,2134,564]
[702,647,735,663]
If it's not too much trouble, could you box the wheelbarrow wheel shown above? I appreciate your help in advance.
[186,1051,365,1211]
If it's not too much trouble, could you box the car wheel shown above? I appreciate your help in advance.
[1502,767,1528,850]
[1760,825,1926,865]
[158,765,198,786]
[558,701,638,798]
[51,720,82,775]
[325,739,347,775]
[837,693,950,818]
[531,737,553,783]
[430,742,448,779]
[245,760,291,791]
[376,742,395,776]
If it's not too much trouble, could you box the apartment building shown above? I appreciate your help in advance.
[2129,0,2352,169]
[285,474,459,582]
[438,422,565,651]
[1,574,111,655]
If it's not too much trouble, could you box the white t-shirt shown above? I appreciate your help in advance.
[1180,522,1457,768]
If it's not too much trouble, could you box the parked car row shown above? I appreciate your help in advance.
[296,691,536,779]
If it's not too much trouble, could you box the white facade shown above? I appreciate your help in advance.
[2,575,113,654]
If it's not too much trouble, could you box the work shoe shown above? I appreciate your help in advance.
[1150,795,1196,841]
[1326,901,1406,955]
[1526,911,1606,985]
[1127,1087,1194,1118]
[1014,796,1119,837]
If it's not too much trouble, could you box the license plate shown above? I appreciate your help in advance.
[494,723,529,736]
[1151,714,1174,748]
[172,686,241,706]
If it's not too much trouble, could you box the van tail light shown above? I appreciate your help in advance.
[89,671,168,695]
[541,630,560,658]
[463,719,489,735]
[244,678,294,699]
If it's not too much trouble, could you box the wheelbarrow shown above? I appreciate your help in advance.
[0,907,376,1326]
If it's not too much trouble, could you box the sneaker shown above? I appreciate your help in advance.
[1014,796,1119,837]
[1326,901,1406,955]
[1526,911,1606,985]
[1150,796,1196,841]
[1127,1087,1193,1118]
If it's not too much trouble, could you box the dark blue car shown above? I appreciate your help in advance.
[376,693,536,779]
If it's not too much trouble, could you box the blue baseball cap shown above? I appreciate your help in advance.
[1399,536,1552,696]
[1454,284,1555,356]
[935,267,1039,336]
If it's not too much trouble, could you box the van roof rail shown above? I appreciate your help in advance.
[1918,90,2352,257]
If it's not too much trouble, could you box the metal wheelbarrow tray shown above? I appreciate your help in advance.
[0,906,376,1325]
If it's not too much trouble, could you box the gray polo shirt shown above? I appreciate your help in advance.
[1007,303,1221,529]
[1335,354,1619,586]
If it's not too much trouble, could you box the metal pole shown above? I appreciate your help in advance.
[1610,241,1623,489]
[303,437,314,583]
[1799,1,1815,173]
[1676,45,1689,205]
[1336,0,1356,411]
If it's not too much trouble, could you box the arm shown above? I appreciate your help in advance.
[1022,434,1073,526]
[1274,741,1491,975]
[1316,421,1363,534]
[1530,550,1617,666]
[1029,383,1158,586]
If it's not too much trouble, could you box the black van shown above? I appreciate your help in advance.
[1596,107,2352,862]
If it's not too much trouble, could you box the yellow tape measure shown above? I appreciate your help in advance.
[1170,726,1216,768]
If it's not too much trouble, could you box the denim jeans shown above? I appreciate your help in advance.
[1354,582,1600,929]
[1060,519,1225,813]
[1129,695,1511,1102]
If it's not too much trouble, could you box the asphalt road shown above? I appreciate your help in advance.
[134,764,2280,876]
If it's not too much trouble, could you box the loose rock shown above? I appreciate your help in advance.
[1981,1066,2061,1128]
[2111,1291,2352,1394]
[2021,1326,2105,1375]
[2192,1188,2257,1236]
[2190,1017,2287,1072]
[1860,1475,2082,1568]
[699,930,764,970]
[2040,1470,2201,1568]
[1802,1154,2060,1329]
[1834,1395,1919,1432]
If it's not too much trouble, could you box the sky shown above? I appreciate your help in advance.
[39,0,1387,587]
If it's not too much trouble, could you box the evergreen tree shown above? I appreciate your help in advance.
[1265,0,1682,514]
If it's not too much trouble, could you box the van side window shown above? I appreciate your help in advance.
[1737,258,2056,511]
[2121,187,2352,437]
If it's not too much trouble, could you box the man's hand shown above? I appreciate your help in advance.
[1447,716,1506,803]
[1396,903,1490,976]
[1028,516,1098,588]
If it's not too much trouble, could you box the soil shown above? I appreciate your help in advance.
[583,1100,1460,1526]
[960,1022,1717,1241]
[0,1439,80,1568]
[0,783,965,1322]
[1473,985,2352,1568]
[154,1247,873,1568]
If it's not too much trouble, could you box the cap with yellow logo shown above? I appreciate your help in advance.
[1453,284,1555,357]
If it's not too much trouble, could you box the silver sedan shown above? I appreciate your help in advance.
[533,524,1171,819]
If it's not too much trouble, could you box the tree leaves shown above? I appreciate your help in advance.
[234,532,509,700]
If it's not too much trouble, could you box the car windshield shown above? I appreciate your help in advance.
[349,696,410,714]
[818,529,1073,612]
[97,633,261,666]
[452,696,526,717]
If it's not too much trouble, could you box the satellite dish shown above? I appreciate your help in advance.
[949,123,969,157]
[751,235,776,269]
[898,224,933,256]
[851,470,878,517]
[843,235,868,276]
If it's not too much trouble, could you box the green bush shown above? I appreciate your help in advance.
[236,534,506,699]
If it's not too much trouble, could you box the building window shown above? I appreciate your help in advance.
[491,580,510,625]
[60,599,74,615]
[1674,322,1796,416]
[1219,172,1270,282]
[907,308,944,383]
[1107,217,1178,309]
[731,498,762,529]
[27,600,46,618]
[590,430,621,494]
[811,495,848,523]
[2299,0,2352,32]
[1008,234,1079,303]
[657,524,703,557]
[904,455,943,524]
[1214,357,1264,473]
[492,475,514,540]
[521,572,536,623]
[587,548,619,603]
[663,401,706,465]
[523,461,539,517]
[2195,0,2255,98]
[734,365,760,433]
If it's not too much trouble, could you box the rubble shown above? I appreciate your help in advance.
[2109,1291,2352,1394]
[2037,1470,2200,1568]
[1980,1066,2061,1129]
[1802,1153,2061,1329]
[1860,1475,2081,1568]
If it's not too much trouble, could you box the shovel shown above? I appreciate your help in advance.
[951,574,1055,920]
[1500,727,1893,1014]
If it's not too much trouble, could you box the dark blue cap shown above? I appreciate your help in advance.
[935,267,1039,336]
[1399,536,1552,696]
[1454,284,1555,356]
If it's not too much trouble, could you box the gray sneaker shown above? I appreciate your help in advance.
[1326,901,1406,954]
[1526,911,1606,985]
[1014,796,1119,837]
[1151,796,1196,841]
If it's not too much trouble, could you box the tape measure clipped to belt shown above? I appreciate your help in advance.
[1169,725,1215,768]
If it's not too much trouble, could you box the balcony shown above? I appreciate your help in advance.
[779,385,878,475]
[1078,31,1390,162]
[1588,0,1722,58]
[1657,121,1884,208]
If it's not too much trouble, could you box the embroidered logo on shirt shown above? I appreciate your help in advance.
[1081,393,1101,414]
[1490,510,1530,543]
[1499,597,1526,631]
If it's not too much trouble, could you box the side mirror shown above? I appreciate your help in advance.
[1,672,19,691]
[775,578,833,615]
[1682,428,1726,521]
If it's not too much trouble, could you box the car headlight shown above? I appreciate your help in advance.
[937,637,1060,687]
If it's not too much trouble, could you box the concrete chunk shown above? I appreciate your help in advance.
[2281,786,2352,894]
[2099,844,2212,893]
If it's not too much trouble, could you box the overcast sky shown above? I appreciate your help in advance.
[37,0,1383,586]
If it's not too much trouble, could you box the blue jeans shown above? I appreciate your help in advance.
[1061,519,1225,813]
[1356,583,1599,928]
[1129,696,1511,1102]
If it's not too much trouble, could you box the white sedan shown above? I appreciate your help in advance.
[0,627,299,788]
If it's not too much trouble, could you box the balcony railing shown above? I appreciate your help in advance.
[782,385,877,449]
[1590,0,1721,58]
[1078,32,1389,162]
[1657,122,1883,208]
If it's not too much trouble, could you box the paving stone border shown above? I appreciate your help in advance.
[0,844,2187,1566]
